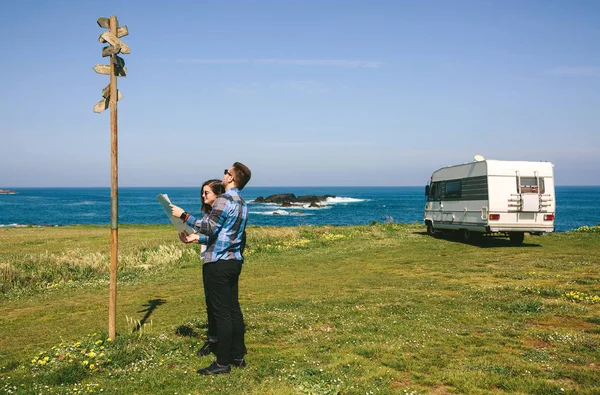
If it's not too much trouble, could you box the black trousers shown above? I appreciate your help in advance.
[202,264,218,341]
[204,259,246,365]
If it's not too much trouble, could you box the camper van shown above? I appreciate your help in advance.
[424,157,555,244]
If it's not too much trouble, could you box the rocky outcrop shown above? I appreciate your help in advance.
[260,194,297,204]
[0,189,16,195]
[253,193,335,207]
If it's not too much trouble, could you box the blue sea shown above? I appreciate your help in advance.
[0,186,599,232]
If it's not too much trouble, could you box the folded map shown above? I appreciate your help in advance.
[157,194,197,236]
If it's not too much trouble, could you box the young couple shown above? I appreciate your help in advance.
[170,162,251,375]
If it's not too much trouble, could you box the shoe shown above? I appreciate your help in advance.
[232,358,246,368]
[197,361,231,375]
[197,341,216,357]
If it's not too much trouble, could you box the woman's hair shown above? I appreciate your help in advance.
[201,179,225,214]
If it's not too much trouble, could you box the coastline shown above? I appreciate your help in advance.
[1,186,599,232]
[0,222,593,234]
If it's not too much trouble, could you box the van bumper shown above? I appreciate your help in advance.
[488,225,555,233]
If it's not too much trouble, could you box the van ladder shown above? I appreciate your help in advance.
[508,170,522,211]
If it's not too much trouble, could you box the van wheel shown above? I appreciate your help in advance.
[509,232,525,245]
[462,229,480,243]
[426,223,437,236]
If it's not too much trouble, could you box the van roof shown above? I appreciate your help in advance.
[431,160,554,181]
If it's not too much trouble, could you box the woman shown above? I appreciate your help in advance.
[179,179,225,357]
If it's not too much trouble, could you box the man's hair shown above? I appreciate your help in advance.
[232,162,251,190]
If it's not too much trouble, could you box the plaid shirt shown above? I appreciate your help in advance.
[185,188,247,263]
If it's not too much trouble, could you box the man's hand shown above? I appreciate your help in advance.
[170,204,184,218]
[179,232,199,244]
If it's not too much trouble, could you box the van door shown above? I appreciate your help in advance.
[426,182,443,224]
[518,176,543,213]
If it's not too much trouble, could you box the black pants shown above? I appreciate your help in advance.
[202,264,217,341]
[204,259,246,365]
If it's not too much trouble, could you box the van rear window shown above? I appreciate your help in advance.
[519,177,545,194]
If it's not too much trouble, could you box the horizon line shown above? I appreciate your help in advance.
[3,185,600,189]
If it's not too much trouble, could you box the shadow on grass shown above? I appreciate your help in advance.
[174,324,201,337]
[414,231,543,248]
[133,298,166,332]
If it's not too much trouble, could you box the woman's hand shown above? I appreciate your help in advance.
[170,204,184,218]
[179,232,199,244]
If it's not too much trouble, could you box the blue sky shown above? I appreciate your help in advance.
[1,0,599,187]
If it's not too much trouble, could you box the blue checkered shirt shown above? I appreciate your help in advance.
[185,188,247,263]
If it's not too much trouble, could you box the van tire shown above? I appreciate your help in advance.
[426,223,437,237]
[462,229,480,243]
[509,232,525,245]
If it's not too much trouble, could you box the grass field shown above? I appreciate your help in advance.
[1,224,599,394]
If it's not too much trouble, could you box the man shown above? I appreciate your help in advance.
[171,162,251,375]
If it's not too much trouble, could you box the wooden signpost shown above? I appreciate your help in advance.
[93,15,130,340]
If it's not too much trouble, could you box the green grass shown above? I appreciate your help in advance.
[1,224,600,394]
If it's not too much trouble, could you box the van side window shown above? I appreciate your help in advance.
[433,182,442,200]
[428,183,437,201]
[519,177,545,194]
[445,180,462,198]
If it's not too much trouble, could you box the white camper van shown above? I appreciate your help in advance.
[424,157,555,244]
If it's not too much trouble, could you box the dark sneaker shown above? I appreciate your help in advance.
[197,341,217,357]
[232,358,246,368]
[197,361,231,375]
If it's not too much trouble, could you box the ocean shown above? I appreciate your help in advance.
[0,186,599,232]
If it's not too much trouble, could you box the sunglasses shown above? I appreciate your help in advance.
[224,169,233,177]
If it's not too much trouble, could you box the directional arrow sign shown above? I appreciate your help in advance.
[101,84,124,99]
[98,31,130,54]
[97,17,110,28]
[116,26,128,38]
[114,55,125,68]
[97,16,127,37]
[93,98,109,113]
[93,64,127,77]
[93,64,111,74]
[102,44,121,57]
[94,91,124,113]
[114,66,126,77]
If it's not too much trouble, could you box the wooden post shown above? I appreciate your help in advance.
[94,15,129,340]
[108,14,118,341]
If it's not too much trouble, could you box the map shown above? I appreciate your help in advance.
[156,194,197,236]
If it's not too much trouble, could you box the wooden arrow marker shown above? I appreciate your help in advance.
[93,64,110,75]
[114,55,125,68]
[98,31,130,54]
[101,84,124,99]
[97,17,110,28]
[93,97,109,113]
[114,66,126,77]
[93,64,127,77]
[94,89,123,113]
[102,44,121,57]
[116,26,128,38]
